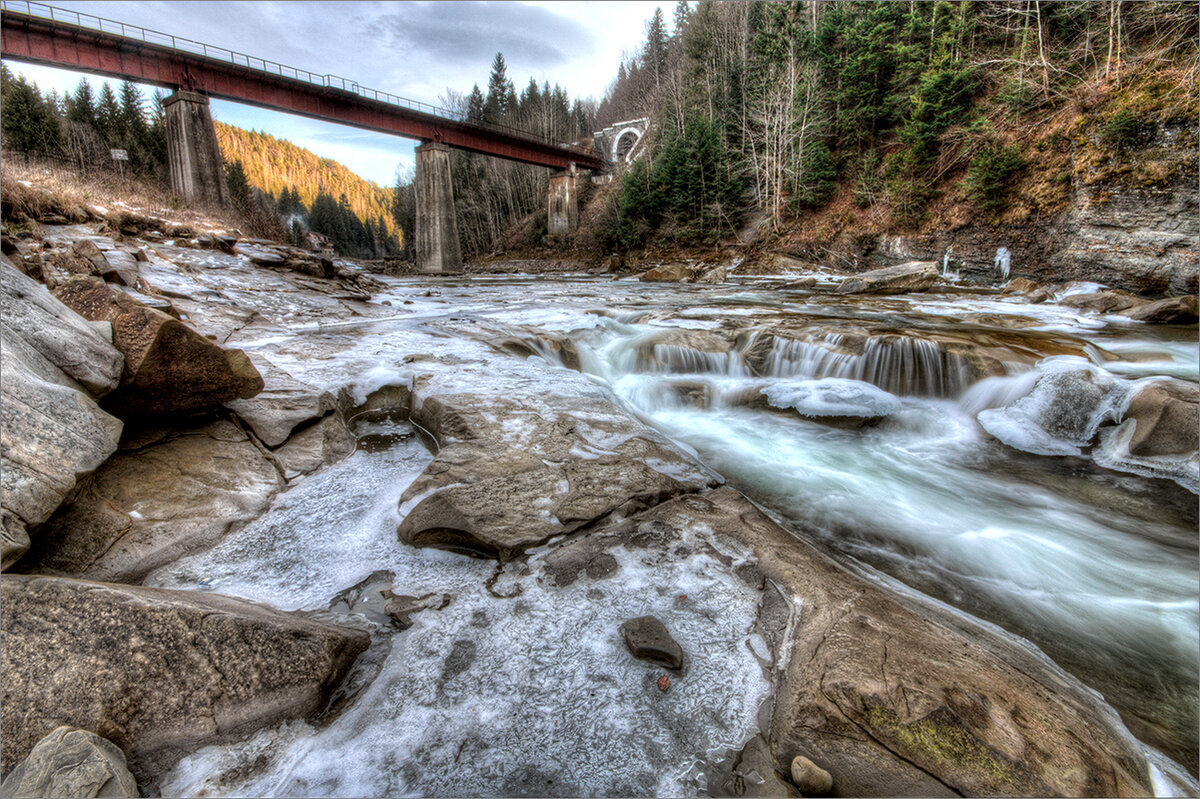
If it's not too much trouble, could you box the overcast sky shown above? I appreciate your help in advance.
[5,1,668,185]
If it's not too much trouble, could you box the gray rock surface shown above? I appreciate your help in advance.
[226,365,339,447]
[835,261,939,295]
[272,412,356,479]
[0,574,369,787]
[0,726,137,798]
[1125,294,1199,323]
[0,258,123,396]
[397,393,720,560]
[20,418,282,583]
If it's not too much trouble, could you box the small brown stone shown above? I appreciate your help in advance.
[656,674,671,692]
[790,755,833,795]
[621,615,684,671]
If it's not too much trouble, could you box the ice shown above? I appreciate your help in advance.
[159,532,771,798]
[763,378,902,418]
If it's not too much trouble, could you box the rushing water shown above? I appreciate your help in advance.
[150,267,1198,793]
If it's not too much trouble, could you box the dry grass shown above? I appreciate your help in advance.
[1,156,249,234]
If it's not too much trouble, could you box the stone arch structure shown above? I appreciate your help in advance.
[592,118,650,165]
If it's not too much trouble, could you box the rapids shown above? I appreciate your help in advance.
[149,267,1198,794]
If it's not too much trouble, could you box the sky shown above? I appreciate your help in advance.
[3,1,668,185]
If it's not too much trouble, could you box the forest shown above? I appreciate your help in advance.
[0,67,400,259]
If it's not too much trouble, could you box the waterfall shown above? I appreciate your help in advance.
[761,335,974,397]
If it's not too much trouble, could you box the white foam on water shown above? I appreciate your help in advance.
[763,378,903,418]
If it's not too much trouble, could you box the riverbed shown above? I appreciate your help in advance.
[142,263,1197,795]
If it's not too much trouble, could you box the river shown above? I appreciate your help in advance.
[145,266,1198,796]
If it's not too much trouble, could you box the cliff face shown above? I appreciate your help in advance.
[785,118,1198,296]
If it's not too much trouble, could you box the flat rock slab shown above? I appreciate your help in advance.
[1125,294,1198,323]
[0,726,137,798]
[19,418,282,584]
[620,616,684,670]
[226,364,338,448]
[0,574,369,787]
[599,488,1155,798]
[836,261,939,295]
[398,393,721,559]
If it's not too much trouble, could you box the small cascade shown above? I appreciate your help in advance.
[760,334,975,397]
[941,247,959,281]
[650,344,750,376]
[994,247,1012,281]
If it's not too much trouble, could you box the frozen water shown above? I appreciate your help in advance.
[763,378,903,418]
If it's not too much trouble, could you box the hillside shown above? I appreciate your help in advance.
[214,122,401,248]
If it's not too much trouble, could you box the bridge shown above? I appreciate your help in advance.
[0,1,608,271]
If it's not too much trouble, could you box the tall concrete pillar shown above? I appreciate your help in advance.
[415,142,462,273]
[164,90,229,206]
[547,167,578,236]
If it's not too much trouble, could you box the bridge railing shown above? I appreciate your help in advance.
[1,0,603,160]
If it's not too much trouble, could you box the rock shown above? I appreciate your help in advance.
[272,413,356,479]
[1000,277,1040,295]
[227,366,339,448]
[610,489,1153,797]
[0,726,137,798]
[695,265,726,283]
[110,285,179,319]
[760,378,902,427]
[52,276,263,417]
[1120,380,1199,457]
[0,259,124,396]
[780,277,818,290]
[790,755,833,796]
[19,418,282,584]
[397,393,719,560]
[835,262,939,295]
[233,242,287,266]
[381,592,452,630]
[620,616,684,670]
[638,263,693,282]
[978,363,1118,457]
[1124,294,1198,323]
[635,328,736,374]
[0,574,369,785]
[656,674,671,692]
[73,240,139,288]
[1059,290,1148,313]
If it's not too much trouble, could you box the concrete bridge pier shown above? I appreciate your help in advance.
[164,90,229,206]
[547,166,579,236]
[415,142,462,273]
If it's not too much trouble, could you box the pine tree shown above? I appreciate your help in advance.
[645,7,670,87]
[68,78,96,126]
[95,82,120,144]
[484,52,510,123]
[673,0,691,39]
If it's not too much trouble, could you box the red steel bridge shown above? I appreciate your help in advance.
[0,1,607,172]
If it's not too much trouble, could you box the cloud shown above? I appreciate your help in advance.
[372,2,597,72]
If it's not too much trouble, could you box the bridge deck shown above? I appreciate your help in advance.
[0,1,607,172]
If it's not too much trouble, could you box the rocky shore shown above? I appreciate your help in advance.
[1,188,1196,797]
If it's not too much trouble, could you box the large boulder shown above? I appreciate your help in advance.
[637,263,694,282]
[18,418,283,584]
[0,575,369,787]
[603,489,1155,797]
[0,258,123,396]
[397,393,720,560]
[52,276,263,417]
[225,365,339,448]
[1093,379,1200,493]
[1124,295,1199,324]
[73,240,140,288]
[0,726,137,798]
[1059,290,1148,314]
[835,261,939,295]
[1,265,125,569]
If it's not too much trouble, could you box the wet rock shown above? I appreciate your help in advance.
[835,261,939,295]
[1000,277,1040,295]
[620,616,684,670]
[780,276,818,290]
[0,259,124,396]
[0,726,137,798]
[227,366,338,448]
[978,363,1118,457]
[19,418,282,584]
[1059,290,1148,313]
[614,488,1154,797]
[232,242,286,266]
[790,755,832,796]
[1124,294,1198,323]
[0,574,369,786]
[381,591,453,630]
[696,265,726,283]
[638,263,693,282]
[635,328,736,374]
[397,393,720,560]
[52,276,263,417]
[1120,380,1199,457]
[272,413,356,479]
